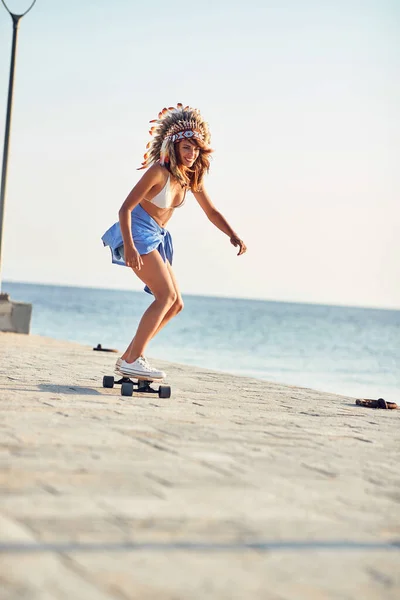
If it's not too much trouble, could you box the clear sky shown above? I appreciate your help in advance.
[0,0,399,309]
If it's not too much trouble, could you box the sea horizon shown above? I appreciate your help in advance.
[3,279,400,313]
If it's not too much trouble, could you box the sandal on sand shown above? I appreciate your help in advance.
[356,398,398,410]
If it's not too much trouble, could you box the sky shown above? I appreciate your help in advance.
[0,0,399,309]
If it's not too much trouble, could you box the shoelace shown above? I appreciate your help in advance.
[138,356,154,372]
[140,356,152,367]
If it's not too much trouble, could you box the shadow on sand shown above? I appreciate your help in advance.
[0,540,399,554]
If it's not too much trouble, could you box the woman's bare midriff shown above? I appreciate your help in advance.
[139,202,175,228]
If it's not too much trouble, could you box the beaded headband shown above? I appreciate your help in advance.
[166,129,204,143]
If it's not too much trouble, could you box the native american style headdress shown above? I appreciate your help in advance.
[138,103,212,189]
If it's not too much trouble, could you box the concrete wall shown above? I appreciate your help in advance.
[0,294,32,334]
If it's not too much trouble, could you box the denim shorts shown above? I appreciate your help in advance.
[102,203,173,294]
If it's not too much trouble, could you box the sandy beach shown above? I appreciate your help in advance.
[0,332,399,599]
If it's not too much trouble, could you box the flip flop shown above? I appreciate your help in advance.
[93,344,118,353]
[356,398,398,410]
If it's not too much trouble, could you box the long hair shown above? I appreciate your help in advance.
[138,104,213,191]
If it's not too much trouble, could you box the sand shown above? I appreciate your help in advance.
[0,332,399,599]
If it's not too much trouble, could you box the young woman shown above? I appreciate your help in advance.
[102,103,247,380]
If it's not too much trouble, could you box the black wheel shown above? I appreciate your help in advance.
[121,382,134,397]
[159,385,171,399]
[103,375,114,388]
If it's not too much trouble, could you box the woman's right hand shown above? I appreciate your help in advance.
[124,244,143,271]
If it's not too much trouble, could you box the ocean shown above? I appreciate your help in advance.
[3,281,400,402]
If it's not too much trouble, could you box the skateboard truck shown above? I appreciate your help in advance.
[102,375,171,398]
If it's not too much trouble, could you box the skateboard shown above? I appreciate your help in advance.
[102,374,171,398]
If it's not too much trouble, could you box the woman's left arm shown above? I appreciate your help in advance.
[193,189,247,256]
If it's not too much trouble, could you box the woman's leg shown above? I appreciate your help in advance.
[150,261,184,337]
[122,261,184,359]
[122,251,177,363]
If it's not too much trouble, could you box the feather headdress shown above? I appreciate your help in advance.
[138,103,212,188]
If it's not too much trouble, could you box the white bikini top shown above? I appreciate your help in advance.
[144,176,186,210]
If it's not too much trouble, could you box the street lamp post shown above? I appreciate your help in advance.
[0,0,37,295]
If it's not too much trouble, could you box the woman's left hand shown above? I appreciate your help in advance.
[230,235,247,256]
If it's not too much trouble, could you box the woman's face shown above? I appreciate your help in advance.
[177,139,200,167]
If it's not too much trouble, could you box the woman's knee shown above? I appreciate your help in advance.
[156,288,177,309]
[174,297,184,314]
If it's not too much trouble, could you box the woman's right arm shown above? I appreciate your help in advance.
[118,165,163,270]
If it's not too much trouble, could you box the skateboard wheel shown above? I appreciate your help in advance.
[159,385,171,399]
[121,382,134,397]
[103,376,114,388]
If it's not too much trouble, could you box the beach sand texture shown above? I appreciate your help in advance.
[0,332,399,599]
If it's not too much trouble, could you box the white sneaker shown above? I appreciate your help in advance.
[119,356,166,380]
[114,357,123,374]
